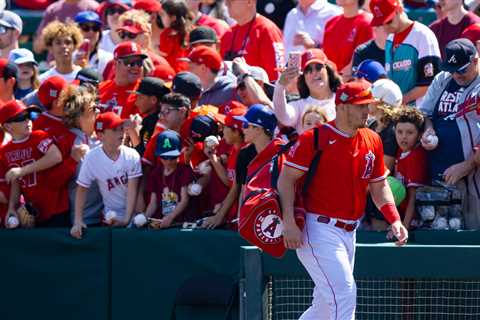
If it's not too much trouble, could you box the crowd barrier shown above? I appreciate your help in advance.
[0,228,479,320]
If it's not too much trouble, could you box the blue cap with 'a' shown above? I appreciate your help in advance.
[154,130,182,158]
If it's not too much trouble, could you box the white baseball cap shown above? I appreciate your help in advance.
[371,79,403,107]
[8,48,37,66]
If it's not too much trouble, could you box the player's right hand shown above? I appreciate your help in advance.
[283,223,304,249]
[70,222,86,239]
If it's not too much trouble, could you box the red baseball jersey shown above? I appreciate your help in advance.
[98,79,140,119]
[32,112,78,187]
[394,144,429,188]
[0,131,69,221]
[285,123,387,221]
[158,28,189,73]
[323,12,374,72]
[220,14,285,81]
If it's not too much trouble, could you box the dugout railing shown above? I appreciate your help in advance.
[240,244,480,320]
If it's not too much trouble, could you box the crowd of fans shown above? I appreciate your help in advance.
[0,0,479,236]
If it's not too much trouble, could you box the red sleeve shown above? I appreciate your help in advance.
[257,24,285,81]
[142,133,158,167]
[179,165,194,187]
[285,129,317,172]
[369,134,388,183]
[35,132,54,155]
[41,157,78,189]
[404,147,429,187]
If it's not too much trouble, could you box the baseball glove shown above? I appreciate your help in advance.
[17,203,38,228]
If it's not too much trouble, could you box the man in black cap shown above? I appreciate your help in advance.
[125,76,171,156]
[172,71,203,108]
[188,26,219,51]
[419,38,480,229]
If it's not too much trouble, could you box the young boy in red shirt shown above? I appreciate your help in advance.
[0,100,67,228]
[393,107,429,229]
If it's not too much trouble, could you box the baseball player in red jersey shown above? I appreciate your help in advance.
[278,80,408,320]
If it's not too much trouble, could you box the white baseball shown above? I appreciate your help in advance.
[449,217,462,230]
[198,161,212,175]
[432,216,448,230]
[188,183,202,196]
[105,210,117,222]
[7,216,19,228]
[204,135,219,148]
[426,134,439,148]
[419,206,435,221]
[134,213,147,227]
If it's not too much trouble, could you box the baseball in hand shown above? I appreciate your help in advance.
[197,160,212,175]
[204,135,219,148]
[425,134,439,148]
[188,183,202,196]
[134,213,147,227]
[105,210,117,223]
[7,216,19,228]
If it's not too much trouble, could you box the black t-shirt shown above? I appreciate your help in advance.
[235,144,257,186]
[135,111,159,156]
[368,120,398,157]
[352,40,385,68]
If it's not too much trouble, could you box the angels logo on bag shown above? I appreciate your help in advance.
[254,207,283,245]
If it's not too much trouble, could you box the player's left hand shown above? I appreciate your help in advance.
[388,221,408,246]
[5,167,24,183]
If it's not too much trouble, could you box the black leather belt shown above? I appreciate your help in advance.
[317,215,357,232]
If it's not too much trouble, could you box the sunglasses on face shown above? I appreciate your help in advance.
[121,58,144,68]
[80,24,101,33]
[305,63,325,74]
[7,112,30,123]
[119,31,138,40]
[0,26,12,34]
[106,7,126,16]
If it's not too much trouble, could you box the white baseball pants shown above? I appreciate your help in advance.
[296,213,357,320]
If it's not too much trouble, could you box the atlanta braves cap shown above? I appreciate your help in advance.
[442,38,477,74]
[155,130,182,157]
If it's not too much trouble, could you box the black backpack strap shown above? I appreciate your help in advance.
[302,127,322,195]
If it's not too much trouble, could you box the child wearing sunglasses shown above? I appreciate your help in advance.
[144,130,194,228]
[0,100,70,228]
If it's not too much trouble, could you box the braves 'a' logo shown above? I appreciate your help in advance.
[361,151,375,179]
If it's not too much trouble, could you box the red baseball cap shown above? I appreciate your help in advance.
[95,112,125,133]
[0,100,41,125]
[335,79,376,106]
[114,41,148,59]
[215,101,247,128]
[370,0,401,27]
[133,0,162,13]
[117,20,145,35]
[97,1,130,19]
[462,24,480,44]
[152,64,176,81]
[38,76,68,110]
[184,45,222,72]
[0,58,18,78]
[301,49,328,71]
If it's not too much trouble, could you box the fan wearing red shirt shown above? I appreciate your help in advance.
[221,0,285,81]
[393,107,429,229]
[99,41,146,119]
[0,101,69,228]
[186,0,230,39]
[157,0,192,72]
[278,80,408,320]
[322,0,373,74]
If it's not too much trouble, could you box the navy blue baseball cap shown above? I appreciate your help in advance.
[442,38,477,74]
[155,130,182,158]
[353,59,387,83]
[234,104,277,134]
[75,11,103,26]
[172,72,203,101]
[190,115,218,142]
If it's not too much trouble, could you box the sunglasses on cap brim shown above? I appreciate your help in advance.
[7,111,32,123]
